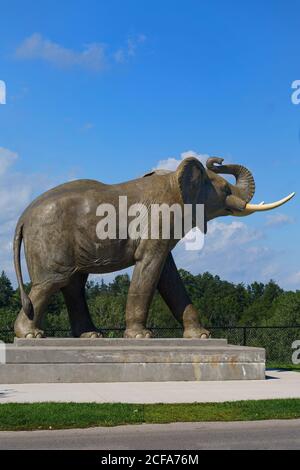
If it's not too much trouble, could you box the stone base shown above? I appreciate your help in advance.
[0,338,265,383]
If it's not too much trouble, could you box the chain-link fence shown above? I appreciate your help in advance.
[1,326,299,364]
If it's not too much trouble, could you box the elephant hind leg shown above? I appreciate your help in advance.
[14,283,59,338]
[61,273,102,338]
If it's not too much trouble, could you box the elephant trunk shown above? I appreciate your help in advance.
[206,157,255,203]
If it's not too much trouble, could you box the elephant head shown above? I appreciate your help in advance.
[204,156,295,220]
[151,156,295,225]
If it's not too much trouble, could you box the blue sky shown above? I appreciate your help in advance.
[0,0,299,288]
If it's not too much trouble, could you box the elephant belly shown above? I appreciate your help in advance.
[75,233,137,274]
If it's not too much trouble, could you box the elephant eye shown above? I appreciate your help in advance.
[223,185,231,196]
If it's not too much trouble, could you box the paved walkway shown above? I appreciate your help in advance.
[1,419,300,450]
[0,370,299,403]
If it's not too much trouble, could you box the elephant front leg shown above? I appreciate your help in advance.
[124,243,169,339]
[157,253,210,339]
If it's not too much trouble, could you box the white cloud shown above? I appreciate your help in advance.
[284,271,300,288]
[173,219,270,284]
[81,122,95,131]
[15,33,107,71]
[114,34,146,64]
[15,33,146,71]
[0,148,71,282]
[172,213,299,289]
[0,147,17,176]
[155,150,210,171]
[200,220,262,251]
[264,213,295,228]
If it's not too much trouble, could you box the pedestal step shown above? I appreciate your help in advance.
[0,338,265,383]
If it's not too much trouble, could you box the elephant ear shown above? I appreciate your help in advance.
[175,157,207,233]
[176,157,206,203]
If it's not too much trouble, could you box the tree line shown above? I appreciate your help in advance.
[0,270,299,332]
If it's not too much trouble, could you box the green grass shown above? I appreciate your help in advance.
[0,399,300,431]
[267,363,300,372]
[0,403,144,431]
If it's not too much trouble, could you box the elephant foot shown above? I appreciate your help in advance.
[14,311,45,338]
[24,329,45,339]
[124,328,153,339]
[183,326,211,339]
[79,331,103,339]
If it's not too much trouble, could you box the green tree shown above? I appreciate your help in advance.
[268,291,300,326]
[247,281,265,301]
[0,271,14,308]
[109,274,130,295]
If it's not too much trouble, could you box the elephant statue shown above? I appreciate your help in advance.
[13,156,294,339]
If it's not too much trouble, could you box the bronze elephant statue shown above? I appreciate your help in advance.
[13,157,294,339]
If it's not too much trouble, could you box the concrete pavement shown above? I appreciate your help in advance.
[0,369,299,403]
[0,419,300,449]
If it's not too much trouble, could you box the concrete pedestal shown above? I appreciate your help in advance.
[0,338,265,383]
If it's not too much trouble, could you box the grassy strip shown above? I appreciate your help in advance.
[144,399,300,424]
[267,363,300,372]
[0,399,300,431]
[0,403,144,431]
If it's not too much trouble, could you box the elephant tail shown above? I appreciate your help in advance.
[13,221,33,317]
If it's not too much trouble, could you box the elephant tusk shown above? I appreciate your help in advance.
[239,192,295,215]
